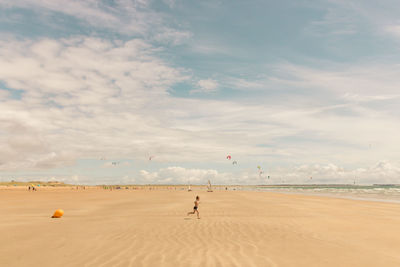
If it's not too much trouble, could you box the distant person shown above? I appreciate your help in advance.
[28,186,31,191]
[187,196,200,219]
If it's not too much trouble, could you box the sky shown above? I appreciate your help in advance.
[1,0,400,185]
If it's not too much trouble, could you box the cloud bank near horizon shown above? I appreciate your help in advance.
[1,0,400,184]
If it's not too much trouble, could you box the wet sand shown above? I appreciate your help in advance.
[1,188,400,266]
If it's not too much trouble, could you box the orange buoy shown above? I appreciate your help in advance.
[52,209,64,218]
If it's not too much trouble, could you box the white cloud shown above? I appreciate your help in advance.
[191,79,219,93]
[342,93,400,103]
[4,160,400,185]
[0,89,11,99]
[1,0,127,30]
[269,63,400,96]
[189,42,231,55]
[278,160,400,184]
[306,4,358,36]
[0,37,303,172]
[385,24,400,38]
[1,0,400,185]
[224,76,273,91]
[138,166,265,185]
[307,0,400,41]
[153,29,192,45]
[139,166,219,184]
[0,0,189,44]
[129,161,400,185]
[1,37,400,182]
[0,36,189,170]
[162,0,177,9]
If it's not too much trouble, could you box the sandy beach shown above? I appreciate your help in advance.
[1,188,400,267]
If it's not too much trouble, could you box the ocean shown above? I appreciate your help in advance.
[233,185,400,203]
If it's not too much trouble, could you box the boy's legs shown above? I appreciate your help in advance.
[187,209,195,215]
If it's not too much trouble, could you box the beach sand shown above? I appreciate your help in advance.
[1,187,400,266]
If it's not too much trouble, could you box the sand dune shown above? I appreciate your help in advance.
[1,188,400,266]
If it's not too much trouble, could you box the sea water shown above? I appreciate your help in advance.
[238,185,400,203]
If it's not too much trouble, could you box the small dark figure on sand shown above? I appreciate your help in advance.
[187,196,200,219]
